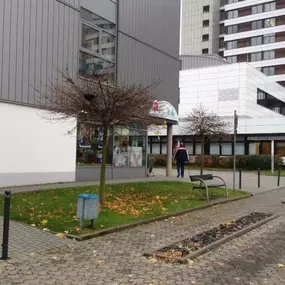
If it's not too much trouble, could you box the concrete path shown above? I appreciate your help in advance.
[0,168,282,196]
[154,168,282,195]
[1,187,285,284]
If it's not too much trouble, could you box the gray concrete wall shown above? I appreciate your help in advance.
[80,0,116,23]
[0,0,80,106]
[76,166,146,181]
[117,0,180,111]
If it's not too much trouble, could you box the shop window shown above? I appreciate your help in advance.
[113,127,147,167]
[276,142,285,156]
[236,143,245,155]
[249,143,260,155]
[210,143,220,155]
[221,143,232,155]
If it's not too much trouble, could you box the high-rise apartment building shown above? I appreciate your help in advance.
[180,0,221,55]
[181,0,285,87]
[223,0,285,87]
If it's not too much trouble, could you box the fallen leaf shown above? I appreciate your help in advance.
[95,260,105,265]
[42,228,49,232]
[22,199,28,202]
[41,219,48,225]
[31,224,36,227]
[278,263,285,268]
[151,257,158,264]
[55,233,67,239]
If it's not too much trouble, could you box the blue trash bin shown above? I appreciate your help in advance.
[77,194,99,228]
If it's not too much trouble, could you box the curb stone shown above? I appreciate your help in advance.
[67,194,252,241]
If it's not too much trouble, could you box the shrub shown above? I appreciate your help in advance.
[151,154,281,170]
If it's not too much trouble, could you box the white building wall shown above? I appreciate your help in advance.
[0,103,77,187]
[179,63,285,120]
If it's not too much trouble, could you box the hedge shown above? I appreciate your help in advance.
[150,154,282,170]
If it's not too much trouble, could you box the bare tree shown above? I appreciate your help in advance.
[37,71,157,206]
[184,105,229,175]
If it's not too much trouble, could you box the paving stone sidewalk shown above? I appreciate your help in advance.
[1,187,285,284]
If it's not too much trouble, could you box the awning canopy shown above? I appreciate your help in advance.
[150,100,179,124]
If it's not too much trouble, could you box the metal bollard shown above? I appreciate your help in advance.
[278,168,281,187]
[1,191,11,260]
[257,168,260,188]
[239,168,242,189]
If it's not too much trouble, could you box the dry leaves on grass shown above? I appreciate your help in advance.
[104,193,169,217]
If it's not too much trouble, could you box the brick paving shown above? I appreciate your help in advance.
[1,187,285,284]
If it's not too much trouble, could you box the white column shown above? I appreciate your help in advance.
[166,123,173,177]
[271,140,275,174]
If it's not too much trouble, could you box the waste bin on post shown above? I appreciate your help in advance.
[77,194,99,229]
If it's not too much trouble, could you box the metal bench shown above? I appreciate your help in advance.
[190,174,228,203]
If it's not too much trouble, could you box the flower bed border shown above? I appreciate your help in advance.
[143,213,280,264]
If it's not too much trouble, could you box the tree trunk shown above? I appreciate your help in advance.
[200,135,205,176]
[99,126,109,206]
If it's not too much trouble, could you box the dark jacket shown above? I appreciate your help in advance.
[174,147,189,163]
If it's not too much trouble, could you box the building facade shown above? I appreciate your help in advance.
[181,0,285,88]
[148,59,285,157]
[180,0,221,55]
[0,0,180,187]
[223,0,285,87]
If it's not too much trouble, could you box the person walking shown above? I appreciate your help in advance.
[174,142,189,178]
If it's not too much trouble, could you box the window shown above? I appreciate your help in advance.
[81,24,100,53]
[252,5,263,14]
[226,56,237,63]
[251,36,262,46]
[252,20,263,30]
[262,66,275,75]
[257,89,266,100]
[227,10,238,19]
[264,33,275,44]
[264,2,276,12]
[227,40,237,49]
[219,38,225,48]
[227,25,238,34]
[202,48,209,54]
[263,50,275,60]
[220,10,226,21]
[264,18,276,28]
[101,32,116,61]
[257,88,285,116]
[81,8,116,34]
[227,0,238,3]
[203,5,210,13]
[202,34,209,42]
[79,51,115,79]
[251,52,262,62]
[220,24,225,34]
[203,20,209,27]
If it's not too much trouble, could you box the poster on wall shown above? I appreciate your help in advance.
[78,124,92,148]
[129,147,142,167]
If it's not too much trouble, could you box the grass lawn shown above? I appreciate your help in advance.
[261,169,285,176]
[0,182,248,235]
